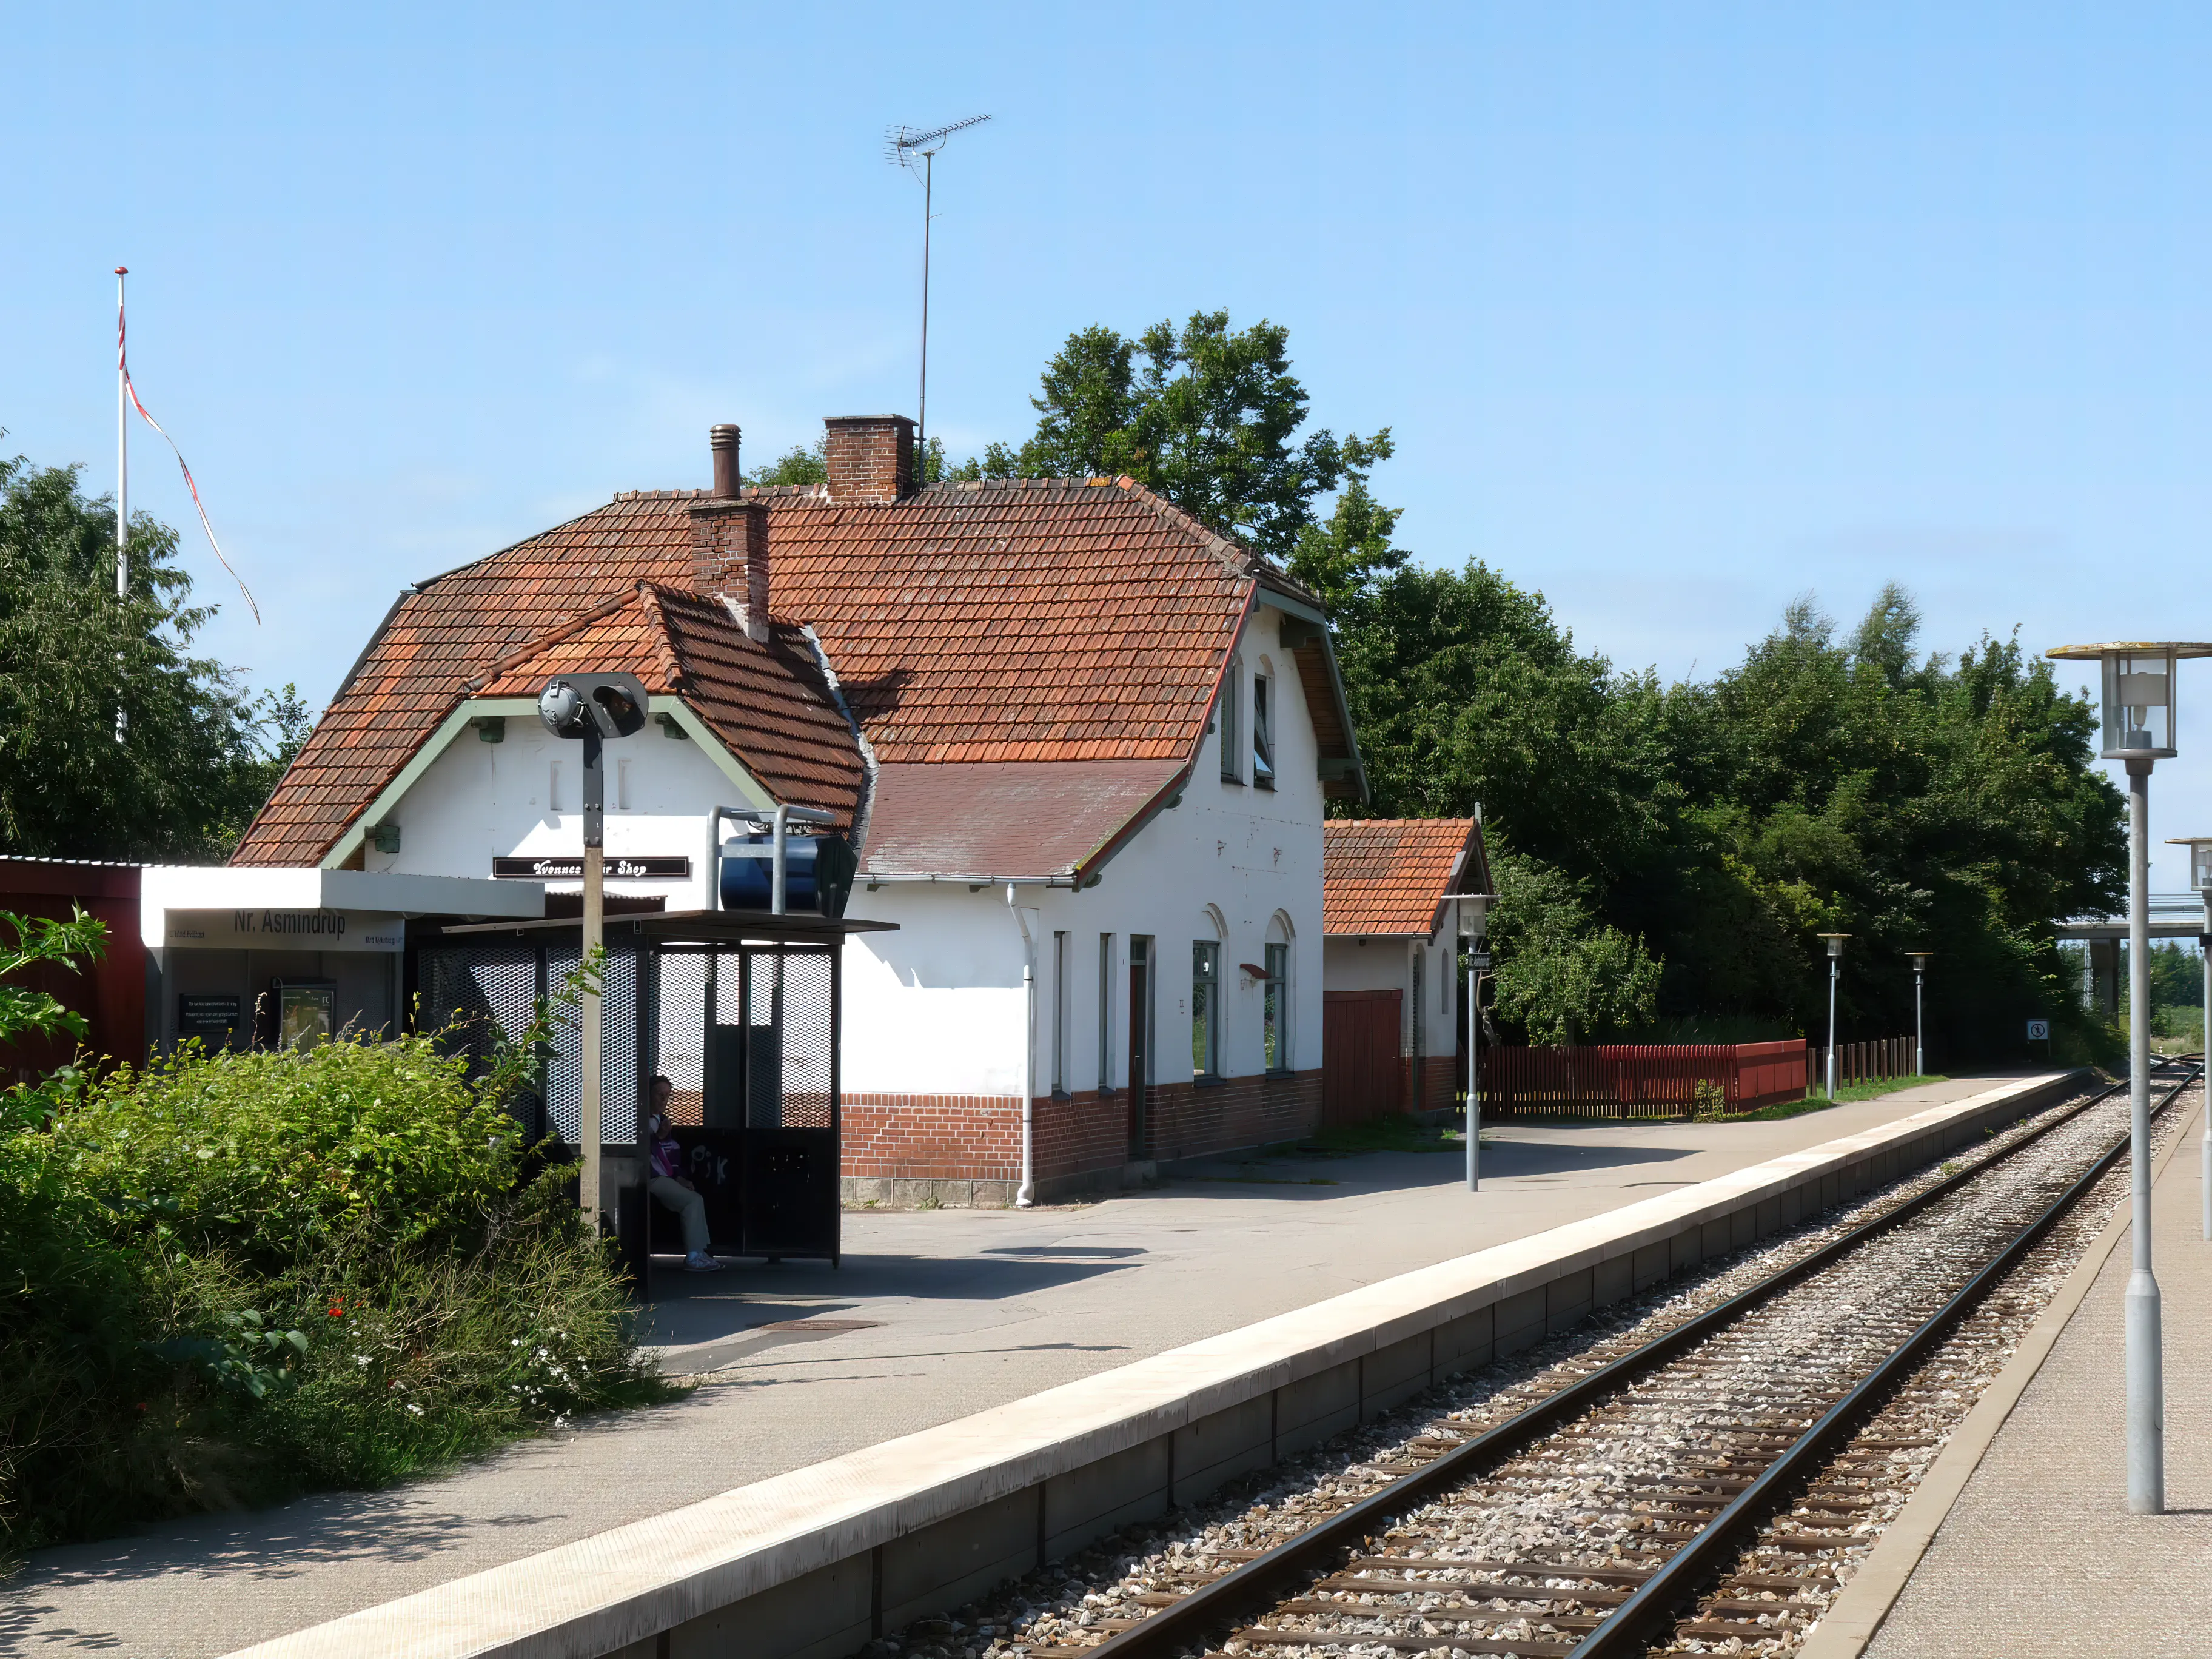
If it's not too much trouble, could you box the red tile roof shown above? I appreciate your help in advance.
[1323,818,1490,937]
[472,585,865,829]
[233,476,1355,866]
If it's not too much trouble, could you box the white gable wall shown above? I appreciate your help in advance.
[366,714,749,910]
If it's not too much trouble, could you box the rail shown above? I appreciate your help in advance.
[1073,1059,2197,1659]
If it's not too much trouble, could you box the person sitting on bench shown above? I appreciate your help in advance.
[645,1076,720,1273]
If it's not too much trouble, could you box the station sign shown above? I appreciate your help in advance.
[164,909,406,953]
[1466,950,1493,970]
[491,855,691,880]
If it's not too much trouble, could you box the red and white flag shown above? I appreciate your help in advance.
[117,281,260,623]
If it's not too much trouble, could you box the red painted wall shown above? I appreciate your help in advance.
[0,861,144,1084]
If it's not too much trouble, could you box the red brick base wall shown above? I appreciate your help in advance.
[1407,1053,1463,1116]
[1142,1069,1324,1164]
[842,1094,1018,1181]
[843,1068,1325,1184]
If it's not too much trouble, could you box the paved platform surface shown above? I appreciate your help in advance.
[1,1074,2048,1659]
[1866,1095,2212,1658]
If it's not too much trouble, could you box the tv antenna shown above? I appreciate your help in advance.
[884,113,990,469]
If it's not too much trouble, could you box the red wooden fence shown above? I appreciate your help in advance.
[1483,1038,1809,1121]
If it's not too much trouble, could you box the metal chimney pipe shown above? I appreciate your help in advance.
[709,424,742,498]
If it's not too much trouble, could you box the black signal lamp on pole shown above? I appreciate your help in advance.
[537,672,648,1233]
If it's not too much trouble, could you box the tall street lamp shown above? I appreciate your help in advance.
[1906,951,1932,1078]
[1458,892,1496,1191]
[1818,933,1849,1100]
[2051,640,2212,1514]
[2165,836,2212,1242]
[537,671,648,1232]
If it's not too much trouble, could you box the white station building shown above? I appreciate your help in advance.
[230,418,1372,1202]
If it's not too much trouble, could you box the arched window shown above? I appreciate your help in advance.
[1264,911,1294,1073]
[1193,907,1227,1079]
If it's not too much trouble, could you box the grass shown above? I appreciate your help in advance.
[1726,1073,1949,1121]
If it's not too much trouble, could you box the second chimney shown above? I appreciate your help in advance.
[824,415,916,501]
[691,424,768,641]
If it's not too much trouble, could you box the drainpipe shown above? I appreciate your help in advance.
[771,803,789,916]
[1007,882,1037,1208]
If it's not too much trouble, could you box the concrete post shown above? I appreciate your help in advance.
[2202,890,2210,1242]
[2125,757,2163,1513]
[580,723,604,1232]
[1465,954,1481,1192]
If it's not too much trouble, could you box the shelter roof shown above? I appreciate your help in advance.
[1322,817,1490,938]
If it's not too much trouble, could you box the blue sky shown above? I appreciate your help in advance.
[7,2,2211,892]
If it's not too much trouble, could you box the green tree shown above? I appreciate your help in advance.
[1485,849,1662,1044]
[743,439,827,487]
[1005,310,1390,563]
[0,441,303,860]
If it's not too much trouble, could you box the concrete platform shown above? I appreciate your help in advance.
[0,1073,2058,1659]
[1846,1091,2212,1658]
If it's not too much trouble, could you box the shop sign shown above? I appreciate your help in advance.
[491,855,691,880]
[164,910,406,953]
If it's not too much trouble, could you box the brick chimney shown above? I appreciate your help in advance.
[690,424,768,641]
[824,415,916,501]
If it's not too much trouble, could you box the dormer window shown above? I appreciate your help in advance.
[1219,659,1243,783]
[1252,672,1274,789]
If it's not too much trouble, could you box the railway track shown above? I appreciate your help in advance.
[962,1062,2198,1659]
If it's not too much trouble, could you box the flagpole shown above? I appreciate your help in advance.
[115,267,129,599]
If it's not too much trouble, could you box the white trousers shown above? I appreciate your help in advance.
[649,1176,710,1255]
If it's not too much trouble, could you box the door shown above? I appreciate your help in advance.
[1127,936,1151,1158]
[1323,990,1403,1125]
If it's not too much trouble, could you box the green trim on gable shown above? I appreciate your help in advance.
[319,695,777,869]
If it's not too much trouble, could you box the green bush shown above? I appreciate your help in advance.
[1,1021,668,1553]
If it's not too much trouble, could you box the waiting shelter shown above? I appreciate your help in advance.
[421,907,893,1281]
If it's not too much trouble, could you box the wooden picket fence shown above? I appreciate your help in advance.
[1811,1036,1918,1092]
[1482,1039,1809,1122]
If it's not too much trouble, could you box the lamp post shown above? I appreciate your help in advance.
[2051,642,2212,1515]
[1818,933,1849,1099]
[1906,951,1932,1078]
[537,672,648,1232]
[1458,893,1496,1191]
[2165,836,2212,1242]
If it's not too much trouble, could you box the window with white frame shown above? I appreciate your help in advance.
[1052,930,1069,1095]
[1098,933,1116,1091]
[1218,659,1242,783]
[1252,672,1275,789]
[1264,940,1290,1071]
[1192,940,1222,1078]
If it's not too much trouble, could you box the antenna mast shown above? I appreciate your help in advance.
[885,114,990,470]
[115,267,129,598]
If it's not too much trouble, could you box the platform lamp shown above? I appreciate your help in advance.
[1905,951,1932,1078]
[2049,641,2212,1515]
[1457,891,1497,1192]
[2165,835,2212,1244]
[537,672,649,1233]
[1817,933,1849,1100]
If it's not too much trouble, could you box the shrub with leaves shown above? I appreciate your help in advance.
[0,925,665,1552]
